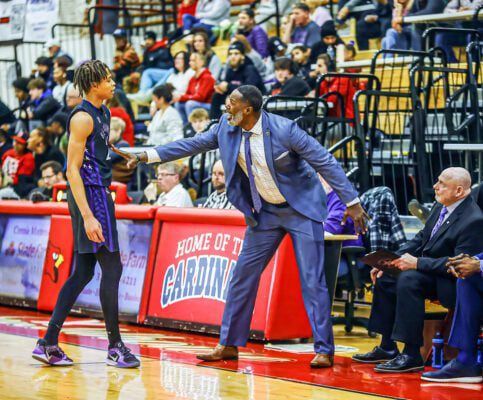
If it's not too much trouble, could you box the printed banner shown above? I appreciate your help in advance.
[23,0,59,42]
[74,220,152,316]
[146,222,275,331]
[0,215,51,301]
[0,0,26,42]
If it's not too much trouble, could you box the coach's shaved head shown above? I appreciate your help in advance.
[433,167,472,206]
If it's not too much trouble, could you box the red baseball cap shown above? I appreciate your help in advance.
[13,130,29,144]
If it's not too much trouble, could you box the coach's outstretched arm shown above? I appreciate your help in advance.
[111,123,219,168]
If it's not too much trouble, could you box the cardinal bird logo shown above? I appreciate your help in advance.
[45,242,64,283]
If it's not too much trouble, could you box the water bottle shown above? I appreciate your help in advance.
[432,332,444,369]
[477,328,483,366]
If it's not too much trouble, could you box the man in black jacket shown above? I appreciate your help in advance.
[210,41,265,119]
[352,167,483,373]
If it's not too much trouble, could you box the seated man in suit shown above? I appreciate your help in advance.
[421,252,483,383]
[352,167,483,373]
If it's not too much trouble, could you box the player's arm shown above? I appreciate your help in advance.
[66,111,105,243]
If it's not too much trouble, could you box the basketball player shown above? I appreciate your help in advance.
[32,60,140,368]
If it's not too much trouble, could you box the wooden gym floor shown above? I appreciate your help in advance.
[0,306,479,400]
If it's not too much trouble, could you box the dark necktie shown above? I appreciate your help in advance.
[430,207,448,239]
[243,131,262,213]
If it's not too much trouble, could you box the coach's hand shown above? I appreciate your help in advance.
[342,203,369,234]
[84,215,105,243]
[109,145,142,169]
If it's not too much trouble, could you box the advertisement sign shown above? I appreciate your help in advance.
[0,215,51,301]
[0,0,26,43]
[146,222,275,332]
[23,0,59,42]
[74,220,152,316]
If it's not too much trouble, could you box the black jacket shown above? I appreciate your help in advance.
[141,40,173,71]
[221,60,265,94]
[30,93,61,123]
[396,196,483,277]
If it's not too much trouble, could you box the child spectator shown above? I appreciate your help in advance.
[184,108,210,138]
[106,94,134,146]
[290,44,312,80]
[27,78,61,124]
[0,130,35,199]
[147,84,184,146]
[109,117,134,184]
[112,28,141,84]
[173,52,215,124]
[271,57,310,96]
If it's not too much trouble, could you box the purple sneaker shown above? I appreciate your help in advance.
[106,341,140,368]
[32,339,73,366]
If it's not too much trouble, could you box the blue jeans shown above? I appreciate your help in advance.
[382,28,411,52]
[140,68,173,92]
[175,100,211,124]
[182,14,215,43]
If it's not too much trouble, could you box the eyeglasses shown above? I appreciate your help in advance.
[157,173,177,178]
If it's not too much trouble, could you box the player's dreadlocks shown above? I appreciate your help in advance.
[73,60,111,97]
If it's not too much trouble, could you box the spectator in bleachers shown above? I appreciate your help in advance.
[192,31,223,80]
[147,84,184,146]
[28,161,66,202]
[146,162,194,207]
[135,31,173,93]
[0,128,12,161]
[268,37,289,60]
[109,117,134,185]
[235,8,269,59]
[27,127,65,182]
[336,0,392,50]
[283,2,321,48]
[178,0,198,27]
[107,94,134,146]
[173,52,215,124]
[12,77,31,110]
[184,108,210,138]
[305,0,333,27]
[202,160,233,209]
[435,0,483,63]
[44,39,73,67]
[382,0,413,52]
[52,64,72,108]
[290,44,312,80]
[182,0,230,40]
[0,100,14,129]
[0,130,35,199]
[112,28,141,85]
[352,168,483,373]
[47,112,68,155]
[309,20,344,66]
[391,0,446,51]
[26,79,61,124]
[231,34,271,80]
[32,57,55,91]
[210,41,265,119]
[271,57,311,96]
[421,253,483,383]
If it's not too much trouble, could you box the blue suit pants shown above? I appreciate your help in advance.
[219,202,334,354]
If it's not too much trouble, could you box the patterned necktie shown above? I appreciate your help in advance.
[243,131,262,213]
[430,206,448,239]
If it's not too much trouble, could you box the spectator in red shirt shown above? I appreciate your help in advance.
[178,0,198,27]
[107,94,135,146]
[0,130,35,199]
[173,52,215,123]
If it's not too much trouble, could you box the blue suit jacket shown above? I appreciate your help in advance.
[153,111,358,225]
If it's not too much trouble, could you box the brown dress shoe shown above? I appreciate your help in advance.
[196,344,238,361]
[310,353,334,368]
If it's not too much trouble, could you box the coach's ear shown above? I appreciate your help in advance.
[243,105,254,115]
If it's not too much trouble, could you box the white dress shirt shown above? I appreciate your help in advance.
[238,115,286,204]
[156,184,193,207]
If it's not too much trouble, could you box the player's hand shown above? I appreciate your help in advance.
[342,203,369,234]
[109,145,139,169]
[370,267,383,284]
[84,215,105,243]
